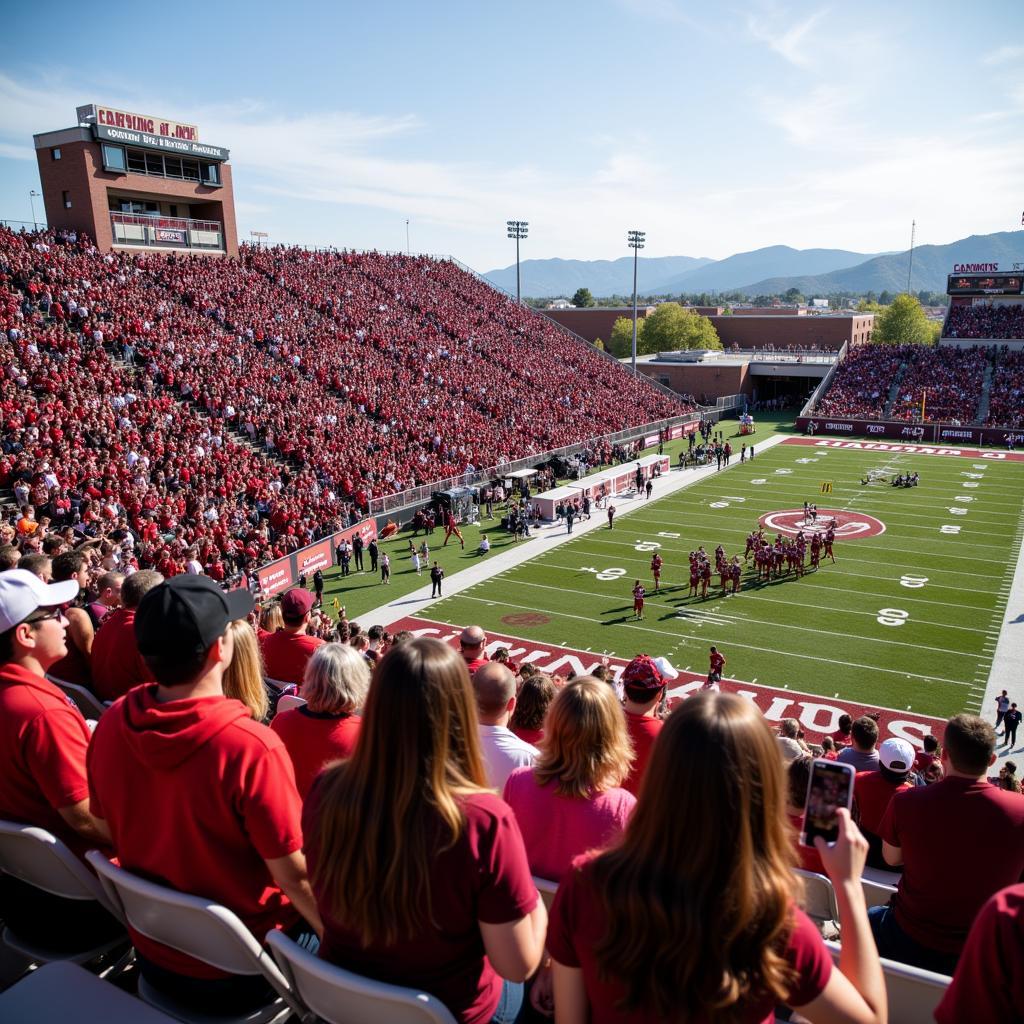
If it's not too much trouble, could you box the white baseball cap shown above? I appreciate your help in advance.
[0,569,80,634]
[878,738,916,773]
[652,656,679,680]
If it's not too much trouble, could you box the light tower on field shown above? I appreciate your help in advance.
[628,229,646,374]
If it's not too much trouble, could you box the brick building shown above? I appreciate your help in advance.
[33,104,237,257]
[543,306,654,342]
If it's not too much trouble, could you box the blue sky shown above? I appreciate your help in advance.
[1,0,1022,271]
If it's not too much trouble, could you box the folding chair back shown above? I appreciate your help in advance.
[793,868,840,926]
[267,930,457,1024]
[47,674,109,720]
[825,939,949,1022]
[532,875,558,912]
[275,694,307,714]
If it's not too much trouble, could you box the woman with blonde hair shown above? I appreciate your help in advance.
[257,601,283,640]
[503,676,635,882]
[303,638,546,1024]
[548,691,887,1024]
[222,619,269,723]
[270,642,369,798]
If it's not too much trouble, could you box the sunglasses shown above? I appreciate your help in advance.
[23,606,65,627]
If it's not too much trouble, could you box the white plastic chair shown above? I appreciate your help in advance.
[266,929,457,1024]
[532,875,558,912]
[824,939,950,1023]
[85,852,305,1024]
[793,868,840,928]
[0,820,126,968]
[47,674,110,721]
[275,694,307,714]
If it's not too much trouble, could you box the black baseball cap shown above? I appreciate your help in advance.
[136,575,254,664]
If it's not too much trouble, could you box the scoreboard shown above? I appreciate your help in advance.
[947,273,1023,296]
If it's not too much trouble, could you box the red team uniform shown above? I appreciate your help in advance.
[632,582,645,619]
[650,554,663,592]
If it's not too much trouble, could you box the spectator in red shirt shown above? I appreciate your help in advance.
[548,692,886,1024]
[90,569,162,702]
[871,713,1024,975]
[853,737,916,869]
[259,587,324,686]
[619,655,666,796]
[509,672,556,747]
[303,637,547,1024]
[271,643,369,798]
[785,754,825,876]
[458,624,490,675]
[935,883,1024,1023]
[0,569,115,946]
[48,549,94,687]
[87,575,322,1013]
[831,713,854,748]
[912,732,940,774]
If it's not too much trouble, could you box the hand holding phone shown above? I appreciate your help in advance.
[801,758,855,848]
[813,808,868,886]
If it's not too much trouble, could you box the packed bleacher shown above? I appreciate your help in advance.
[0,227,692,577]
[944,302,1024,340]
[985,348,1024,428]
[1,560,1022,1021]
[813,344,911,418]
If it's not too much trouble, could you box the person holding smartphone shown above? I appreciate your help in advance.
[548,692,886,1024]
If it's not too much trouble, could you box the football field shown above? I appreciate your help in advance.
[426,439,1024,719]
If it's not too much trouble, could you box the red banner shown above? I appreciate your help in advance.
[783,436,1024,462]
[385,616,946,749]
[258,560,294,596]
[296,539,333,576]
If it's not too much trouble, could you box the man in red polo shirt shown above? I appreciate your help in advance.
[88,576,322,1011]
[620,655,666,797]
[853,737,916,869]
[259,588,324,687]
[0,569,114,944]
[90,570,163,702]
[871,714,1024,975]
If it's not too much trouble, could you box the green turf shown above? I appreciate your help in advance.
[315,412,799,621]
[427,441,1024,718]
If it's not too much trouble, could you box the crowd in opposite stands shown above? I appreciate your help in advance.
[0,226,691,578]
[944,302,1024,341]
[985,348,1024,428]
[1,537,1022,1022]
[813,345,911,418]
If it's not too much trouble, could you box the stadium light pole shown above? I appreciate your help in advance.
[29,190,40,230]
[507,220,528,303]
[628,229,646,374]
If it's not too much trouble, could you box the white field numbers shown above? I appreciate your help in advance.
[943,469,983,533]
[578,566,628,581]
[899,575,928,589]
[635,541,661,552]
[877,608,910,626]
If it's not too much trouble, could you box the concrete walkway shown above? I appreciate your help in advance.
[362,434,788,629]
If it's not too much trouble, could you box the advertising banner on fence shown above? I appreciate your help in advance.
[386,616,946,748]
[796,417,1024,449]
[258,559,294,597]
[296,539,333,577]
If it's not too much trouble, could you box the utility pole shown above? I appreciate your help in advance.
[506,221,529,303]
[628,229,646,374]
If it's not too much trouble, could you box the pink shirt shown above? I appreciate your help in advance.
[502,767,636,882]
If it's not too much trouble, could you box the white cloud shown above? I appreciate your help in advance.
[983,45,1024,66]
[746,5,829,68]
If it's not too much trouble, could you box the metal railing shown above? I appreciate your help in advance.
[367,412,700,516]
[110,211,223,251]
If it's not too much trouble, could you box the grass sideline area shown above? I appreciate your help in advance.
[317,411,799,620]
[424,438,1024,720]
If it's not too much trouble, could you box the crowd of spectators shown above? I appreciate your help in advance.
[944,302,1024,341]
[814,345,912,418]
[985,348,1024,428]
[1,553,1023,1020]
[0,227,691,581]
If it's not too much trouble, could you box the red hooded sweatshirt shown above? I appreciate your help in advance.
[87,685,303,977]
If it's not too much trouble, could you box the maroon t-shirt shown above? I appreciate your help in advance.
[853,770,912,836]
[259,629,324,686]
[622,711,663,797]
[879,775,1024,954]
[270,707,361,798]
[936,883,1024,1023]
[91,607,152,702]
[303,787,537,1024]
[547,853,832,1023]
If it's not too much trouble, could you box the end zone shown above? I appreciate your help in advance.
[391,616,945,748]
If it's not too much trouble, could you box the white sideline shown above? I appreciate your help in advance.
[361,433,789,628]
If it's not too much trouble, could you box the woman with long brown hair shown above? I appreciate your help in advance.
[221,619,269,722]
[503,676,635,882]
[548,691,886,1024]
[303,637,547,1024]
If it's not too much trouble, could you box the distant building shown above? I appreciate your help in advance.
[544,306,655,341]
[546,298,576,310]
[33,103,237,257]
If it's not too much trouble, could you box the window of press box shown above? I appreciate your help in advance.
[51,147,61,160]
[203,163,221,185]
[101,144,126,172]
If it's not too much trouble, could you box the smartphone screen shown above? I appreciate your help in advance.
[802,759,854,847]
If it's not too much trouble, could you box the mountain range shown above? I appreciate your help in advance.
[482,231,1024,298]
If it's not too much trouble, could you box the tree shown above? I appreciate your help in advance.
[572,287,595,308]
[638,303,722,353]
[873,293,934,345]
[609,316,643,357]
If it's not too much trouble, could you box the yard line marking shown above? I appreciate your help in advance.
[493,577,985,656]
[446,595,975,688]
